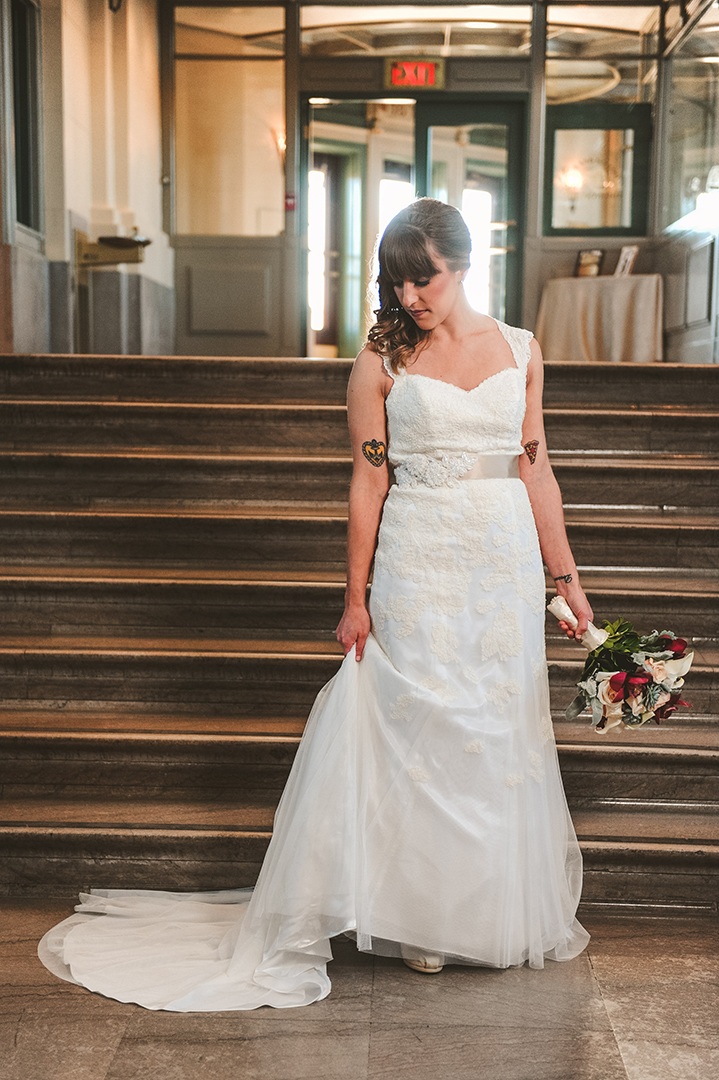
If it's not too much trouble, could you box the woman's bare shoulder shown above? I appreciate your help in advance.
[352,343,391,383]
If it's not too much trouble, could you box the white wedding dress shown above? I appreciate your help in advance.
[38,319,589,1010]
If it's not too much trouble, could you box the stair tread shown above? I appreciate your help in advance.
[552,723,719,751]
[0,714,715,752]
[1,504,718,525]
[571,807,719,844]
[1,503,716,529]
[1,798,716,845]
[2,448,718,465]
[0,634,715,665]
[0,567,716,599]
[0,797,277,830]
[0,712,308,737]
[3,396,719,416]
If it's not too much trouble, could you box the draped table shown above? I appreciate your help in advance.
[535,273,663,363]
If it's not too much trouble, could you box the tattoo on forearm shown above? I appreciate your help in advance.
[554,573,573,584]
[524,439,539,465]
[362,439,386,467]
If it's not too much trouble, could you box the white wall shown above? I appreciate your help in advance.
[42,0,172,289]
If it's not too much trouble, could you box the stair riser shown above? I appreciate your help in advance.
[3,357,718,408]
[0,357,355,404]
[0,831,268,896]
[1,750,715,803]
[0,516,716,571]
[2,581,718,640]
[1,456,716,511]
[1,652,716,715]
[580,852,719,907]
[0,832,715,906]
[0,404,353,454]
[1,404,716,455]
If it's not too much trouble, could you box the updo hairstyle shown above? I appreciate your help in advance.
[367,198,471,373]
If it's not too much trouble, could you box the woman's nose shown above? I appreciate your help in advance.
[399,282,417,308]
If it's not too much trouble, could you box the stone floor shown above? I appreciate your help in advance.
[1,901,717,1080]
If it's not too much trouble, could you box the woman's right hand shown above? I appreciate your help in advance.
[336,603,371,661]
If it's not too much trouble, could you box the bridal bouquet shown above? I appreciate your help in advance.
[563,619,693,733]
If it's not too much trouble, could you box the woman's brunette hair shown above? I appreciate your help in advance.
[367,198,471,373]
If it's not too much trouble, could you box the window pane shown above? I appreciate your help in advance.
[175,59,284,235]
[11,0,40,231]
[664,5,719,228]
[552,128,634,229]
[175,7,284,57]
[546,59,657,105]
[300,6,532,58]
[547,5,660,57]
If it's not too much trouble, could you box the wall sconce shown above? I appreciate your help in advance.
[273,128,286,167]
[557,165,584,211]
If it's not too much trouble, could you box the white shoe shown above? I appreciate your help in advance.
[401,943,445,974]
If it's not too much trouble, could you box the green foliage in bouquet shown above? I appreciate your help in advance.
[565,621,692,732]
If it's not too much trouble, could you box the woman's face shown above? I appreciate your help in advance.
[392,249,466,330]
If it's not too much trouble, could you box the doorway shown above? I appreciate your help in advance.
[306,96,526,353]
[416,100,525,327]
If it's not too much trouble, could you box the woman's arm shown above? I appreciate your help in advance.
[335,347,392,660]
[519,339,594,641]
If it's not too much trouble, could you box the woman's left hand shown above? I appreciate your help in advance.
[555,581,594,641]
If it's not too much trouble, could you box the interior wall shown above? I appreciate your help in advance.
[36,0,174,355]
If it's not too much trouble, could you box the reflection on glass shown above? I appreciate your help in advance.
[175,59,285,235]
[552,128,633,229]
[431,160,449,204]
[175,6,285,56]
[374,177,415,302]
[307,170,327,332]
[547,6,660,58]
[428,124,508,320]
[664,5,719,228]
[377,177,415,261]
[299,6,532,58]
[461,189,492,314]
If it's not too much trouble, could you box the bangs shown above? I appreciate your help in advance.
[379,225,438,285]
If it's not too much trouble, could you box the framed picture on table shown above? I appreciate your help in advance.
[614,245,639,276]
[574,249,604,277]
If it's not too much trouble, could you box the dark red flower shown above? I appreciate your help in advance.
[653,692,691,724]
[657,636,687,658]
[609,671,627,694]
[609,670,650,700]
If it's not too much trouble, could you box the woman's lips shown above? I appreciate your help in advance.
[407,309,428,319]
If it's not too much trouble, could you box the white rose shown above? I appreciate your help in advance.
[628,695,646,716]
[643,658,669,683]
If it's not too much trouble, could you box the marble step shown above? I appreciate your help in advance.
[0,721,716,804]
[2,356,717,408]
[0,507,716,570]
[1,569,717,640]
[0,796,715,906]
[1,451,717,511]
[0,638,715,717]
[1,400,717,455]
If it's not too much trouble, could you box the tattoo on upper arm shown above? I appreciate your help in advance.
[524,439,539,465]
[362,439,387,467]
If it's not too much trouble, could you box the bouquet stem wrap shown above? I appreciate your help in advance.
[547,596,609,652]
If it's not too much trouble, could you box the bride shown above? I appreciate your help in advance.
[39,198,591,1010]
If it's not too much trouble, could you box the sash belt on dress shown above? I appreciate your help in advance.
[394,452,520,488]
[460,454,520,481]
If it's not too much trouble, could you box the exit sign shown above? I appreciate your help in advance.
[384,59,445,91]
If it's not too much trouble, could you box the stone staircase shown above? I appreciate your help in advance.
[0,355,717,914]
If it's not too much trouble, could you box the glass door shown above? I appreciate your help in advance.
[415,102,525,325]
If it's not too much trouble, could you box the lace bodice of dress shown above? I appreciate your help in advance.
[383,320,533,471]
